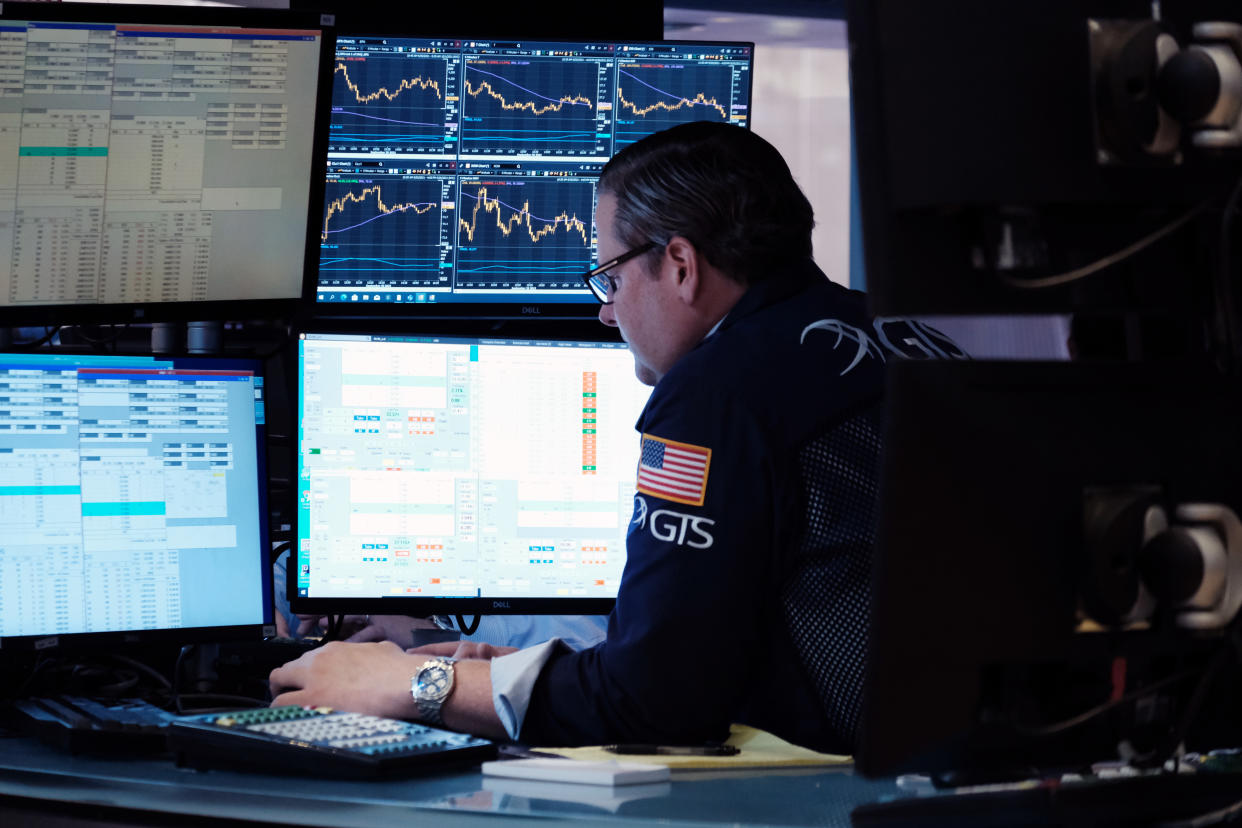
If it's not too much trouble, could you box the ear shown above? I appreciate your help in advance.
[663,236,703,304]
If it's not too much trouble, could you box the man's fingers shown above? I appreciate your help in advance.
[295,616,322,636]
[344,624,386,643]
[403,641,519,659]
[405,641,462,656]
[270,690,310,708]
[268,669,293,695]
[269,658,307,694]
[454,642,519,660]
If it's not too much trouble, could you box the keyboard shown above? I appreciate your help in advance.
[7,695,178,754]
[167,705,497,778]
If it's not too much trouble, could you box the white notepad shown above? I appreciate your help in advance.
[481,758,672,786]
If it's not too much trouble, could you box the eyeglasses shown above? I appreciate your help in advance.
[581,242,657,304]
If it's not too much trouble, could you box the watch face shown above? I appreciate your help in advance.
[416,664,451,700]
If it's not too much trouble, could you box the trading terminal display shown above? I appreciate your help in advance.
[0,13,328,309]
[296,333,652,603]
[0,353,269,642]
[317,38,752,307]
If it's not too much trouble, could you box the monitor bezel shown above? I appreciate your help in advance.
[290,320,638,617]
[0,351,275,652]
[0,1,337,327]
[306,34,756,322]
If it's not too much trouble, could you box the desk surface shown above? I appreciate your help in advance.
[0,733,900,828]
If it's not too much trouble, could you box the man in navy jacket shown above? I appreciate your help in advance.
[271,122,961,753]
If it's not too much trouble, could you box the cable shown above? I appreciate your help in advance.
[255,324,297,361]
[455,615,482,635]
[107,654,171,690]
[1014,665,1202,737]
[1156,794,1242,828]
[269,540,292,565]
[176,693,265,712]
[12,654,55,698]
[173,645,194,714]
[71,323,130,349]
[1000,204,1206,290]
[1214,172,1242,375]
[1145,612,1242,769]
[11,326,62,350]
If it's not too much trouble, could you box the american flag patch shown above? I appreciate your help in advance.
[636,434,712,506]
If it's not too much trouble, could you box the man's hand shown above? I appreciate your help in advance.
[293,613,331,638]
[293,614,439,647]
[270,640,511,740]
[269,641,424,720]
[407,641,519,660]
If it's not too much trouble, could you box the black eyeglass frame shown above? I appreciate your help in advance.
[581,242,658,304]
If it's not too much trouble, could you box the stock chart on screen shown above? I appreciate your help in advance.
[330,44,459,155]
[318,37,752,310]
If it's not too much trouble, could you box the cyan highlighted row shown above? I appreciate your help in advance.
[20,147,108,157]
[82,501,166,517]
[0,485,81,496]
[1,355,169,367]
[340,374,443,387]
[0,489,165,516]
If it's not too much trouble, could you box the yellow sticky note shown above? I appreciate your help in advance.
[539,724,852,771]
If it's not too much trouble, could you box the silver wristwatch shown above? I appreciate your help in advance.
[411,656,456,725]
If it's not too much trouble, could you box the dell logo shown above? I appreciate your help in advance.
[493,600,511,609]
[521,306,542,314]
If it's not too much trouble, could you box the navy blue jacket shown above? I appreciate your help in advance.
[519,261,962,753]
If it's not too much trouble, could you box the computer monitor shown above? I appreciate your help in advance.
[0,1,335,326]
[0,351,273,649]
[314,36,753,319]
[847,0,1242,326]
[857,360,1242,779]
[293,330,652,615]
[849,0,1242,786]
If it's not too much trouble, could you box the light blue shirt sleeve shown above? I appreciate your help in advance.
[432,614,608,651]
[490,639,565,740]
[466,614,607,651]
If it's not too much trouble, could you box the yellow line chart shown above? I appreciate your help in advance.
[617,87,727,120]
[458,186,588,245]
[335,62,443,103]
[322,185,436,241]
[464,79,593,116]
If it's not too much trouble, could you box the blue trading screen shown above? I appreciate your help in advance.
[0,353,270,642]
[316,38,753,308]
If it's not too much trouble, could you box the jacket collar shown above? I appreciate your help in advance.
[708,258,827,339]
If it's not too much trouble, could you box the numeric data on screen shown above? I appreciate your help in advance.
[318,38,752,307]
[297,334,652,600]
[0,356,266,638]
[0,19,326,309]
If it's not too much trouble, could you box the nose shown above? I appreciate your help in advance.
[598,302,617,327]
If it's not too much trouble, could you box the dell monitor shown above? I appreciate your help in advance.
[0,352,273,649]
[0,1,335,326]
[293,331,652,616]
[314,35,753,318]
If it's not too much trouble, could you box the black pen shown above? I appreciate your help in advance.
[603,744,740,756]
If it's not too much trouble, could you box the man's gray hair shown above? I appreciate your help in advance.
[597,122,815,285]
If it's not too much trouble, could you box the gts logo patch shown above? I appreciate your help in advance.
[630,495,715,549]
